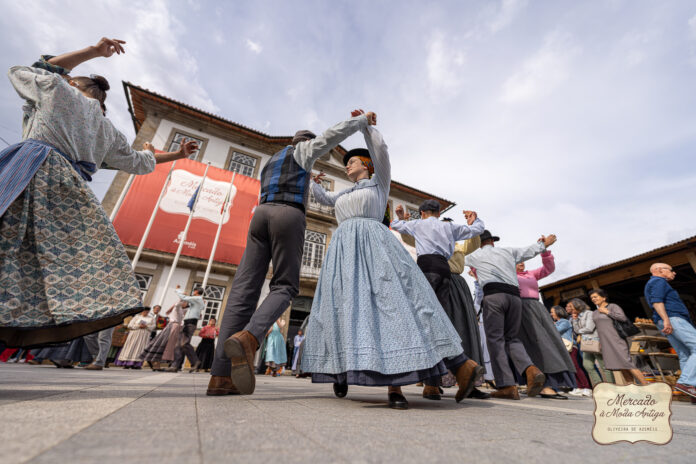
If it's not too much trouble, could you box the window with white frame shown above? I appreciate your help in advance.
[228,152,257,177]
[134,273,153,300]
[301,231,326,275]
[407,207,421,220]
[192,282,226,328]
[168,132,204,160]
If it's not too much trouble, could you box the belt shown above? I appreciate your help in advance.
[416,253,450,277]
[482,282,520,297]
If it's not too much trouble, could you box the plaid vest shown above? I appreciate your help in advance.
[259,146,310,206]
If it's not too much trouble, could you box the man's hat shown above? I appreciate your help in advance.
[419,199,441,213]
[479,230,500,243]
[342,148,370,166]
[292,130,316,145]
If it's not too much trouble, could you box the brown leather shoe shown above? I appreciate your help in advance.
[525,365,546,397]
[206,375,240,396]
[454,360,485,403]
[422,385,441,400]
[223,330,259,395]
[84,363,103,371]
[490,385,521,400]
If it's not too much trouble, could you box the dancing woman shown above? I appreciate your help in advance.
[0,38,196,348]
[301,111,481,409]
[515,252,576,399]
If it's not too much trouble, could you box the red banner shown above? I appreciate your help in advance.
[113,159,260,265]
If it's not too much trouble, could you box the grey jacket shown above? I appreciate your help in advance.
[571,310,599,339]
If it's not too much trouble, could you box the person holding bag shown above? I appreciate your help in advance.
[589,289,647,385]
[569,298,614,387]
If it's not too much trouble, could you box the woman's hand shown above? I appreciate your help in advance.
[463,210,477,225]
[539,234,557,247]
[351,109,377,125]
[313,172,326,184]
[176,139,199,159]
[597,306,610,315]
[93,37,126,58]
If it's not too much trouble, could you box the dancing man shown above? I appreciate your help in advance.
[391,202,485,400]
[465,231,557,400]
[208,111,377,396]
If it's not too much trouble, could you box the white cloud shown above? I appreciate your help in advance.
[426,32,466,96]
[689,14,696,39]
[488,0,528,33]
[500,31,581,103]
[245,38,263,54]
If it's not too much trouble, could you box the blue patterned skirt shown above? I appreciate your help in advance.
[301,217,465,386]
[0,150,144,348]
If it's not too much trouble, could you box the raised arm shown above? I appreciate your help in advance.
[46,38,126,72]
[361,125,391,195]
[309,176,339,206]
[529,251,555,281]
[293,113,372,171]
[450,218,485,241]
[390,205,418,235]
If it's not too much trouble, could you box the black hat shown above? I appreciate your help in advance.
[342,148,370,166]
[419,199,441,213]
[479,230,500,243]
[292,130,316,145]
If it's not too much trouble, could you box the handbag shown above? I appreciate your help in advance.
[613,318,640,339]
[562,338,573,352]
[580,336,601,353]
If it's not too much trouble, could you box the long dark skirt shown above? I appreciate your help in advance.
[195,338,215,370]
[446,274,484,366]
[516,298,576,390]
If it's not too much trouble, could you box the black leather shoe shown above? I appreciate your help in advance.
[388,392,409,410]
[333,383,348,398]
[468,387,491,399]
[539,392,568,400]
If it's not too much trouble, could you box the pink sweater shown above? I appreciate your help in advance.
[516,251,555,299]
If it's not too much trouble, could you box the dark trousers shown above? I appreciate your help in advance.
[174,319,199,369]
[211,203,305,377]
[481,293,533,387]
[419,256,468,387]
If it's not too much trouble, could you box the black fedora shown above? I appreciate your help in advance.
[342,148,370,166]
[479,230,500,243]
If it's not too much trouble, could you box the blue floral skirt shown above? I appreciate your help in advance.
[301,217,466,386]
[0,152,144,347]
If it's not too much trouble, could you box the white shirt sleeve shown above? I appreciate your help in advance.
[390,219,417,236]
[102,124,156,175]
[362,126,391,195]
[309,181,339,206]
[450,218,485,241]
[509,241,547,264]
[292,115,368,171]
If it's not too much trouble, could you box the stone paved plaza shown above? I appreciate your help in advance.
[1,364,695,464]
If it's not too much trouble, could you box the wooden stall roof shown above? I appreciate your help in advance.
[540,234,696,293]
[122,81,456,212]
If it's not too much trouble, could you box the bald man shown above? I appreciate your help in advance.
[644,263,696,398]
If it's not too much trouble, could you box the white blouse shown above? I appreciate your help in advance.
[309,127,390,224]
[8,66,155,175]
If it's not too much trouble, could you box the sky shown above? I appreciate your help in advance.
[1,0,695,285]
